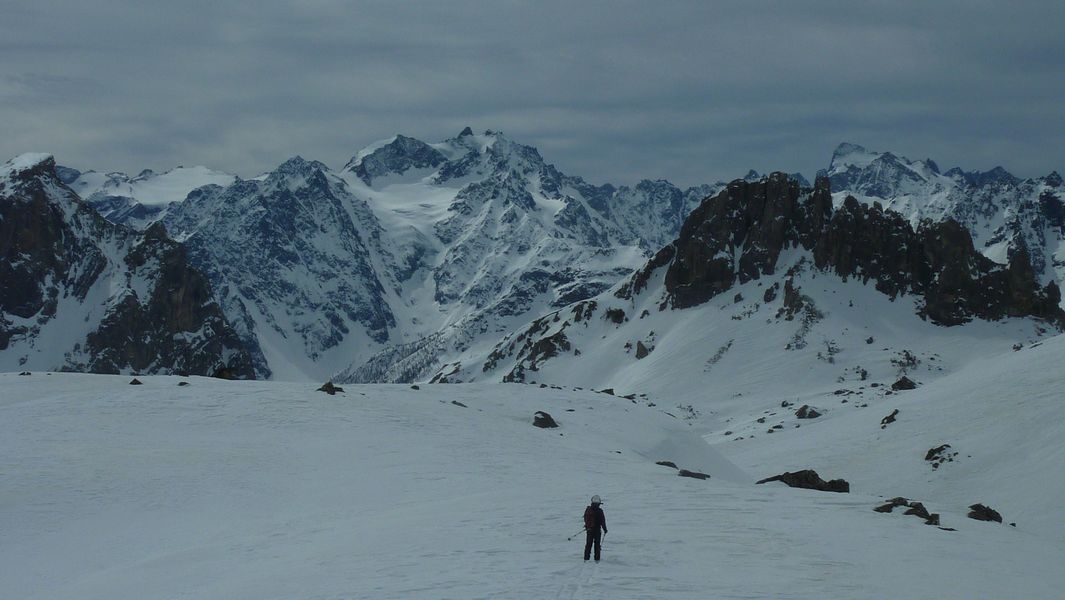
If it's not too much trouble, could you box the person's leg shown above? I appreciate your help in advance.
[584,530,593,560]
[593,529,602,561]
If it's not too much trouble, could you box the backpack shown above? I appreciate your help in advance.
[584,506,597,529]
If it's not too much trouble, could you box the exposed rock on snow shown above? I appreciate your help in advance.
[968,503,1004,523]
[757,469,850,493]
[892,376,918,391]
[880,409,900,429]
[795,405,822,419]
[317,381,344,395]
[678,469,711,480]
[533,411,558,428]
[925,444,958,469]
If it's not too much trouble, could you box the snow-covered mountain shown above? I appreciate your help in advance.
[822,143,1065,304]
[60,164,236,230]
[12,135,1062,385]
[53,129,722,380]
[432,174,1062,395]
[331,130,720,383]
[0,154,254,376]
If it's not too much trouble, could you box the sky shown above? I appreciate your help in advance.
[2,1,1062,187]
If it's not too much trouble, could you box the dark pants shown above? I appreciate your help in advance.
[584,528,602,561]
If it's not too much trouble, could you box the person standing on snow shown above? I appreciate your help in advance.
[583,495,608,561]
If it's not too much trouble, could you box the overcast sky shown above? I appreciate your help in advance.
[2,1,1062,187]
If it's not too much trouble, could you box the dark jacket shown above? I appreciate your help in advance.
[584,504,607,533]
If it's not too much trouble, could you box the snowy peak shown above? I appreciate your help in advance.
[162,155,399,380]
[343,135,447,185]
[823,143,943,200]
[944,165,1020,188]
[0,152,56,181]
[824,143,1065,306]
[0,154,254,376]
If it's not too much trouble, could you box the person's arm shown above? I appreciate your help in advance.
[600,509,607,533]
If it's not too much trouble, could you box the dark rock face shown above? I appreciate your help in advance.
[647,174,1063,327]
[533,411,558,428]
[795,405,822,419]
[345,135,447,185]
[891,376,917,391]
[756,469,849,493]
[0,155,255,378]
[968,504,1003,523]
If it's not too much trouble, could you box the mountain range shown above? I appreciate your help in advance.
[1,133,1062,383]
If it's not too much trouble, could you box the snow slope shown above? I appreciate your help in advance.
[2,374,1063,599]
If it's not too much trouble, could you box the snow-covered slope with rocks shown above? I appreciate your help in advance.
[0,154,254,376]
[427,174,1061,391]
[823,143,1065,305]
[4,362,1064,599]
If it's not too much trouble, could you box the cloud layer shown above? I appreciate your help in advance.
[2,1,1062,186]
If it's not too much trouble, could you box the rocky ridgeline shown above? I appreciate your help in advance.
[0,155,255,377]
[625,174,1062,326]
[471,173,1063,383]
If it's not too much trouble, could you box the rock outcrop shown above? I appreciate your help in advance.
[638,174,1063,327]
[756,469,850,493]
[0,154,255,377]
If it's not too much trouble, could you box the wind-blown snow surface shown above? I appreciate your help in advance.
[3,370,1065,599]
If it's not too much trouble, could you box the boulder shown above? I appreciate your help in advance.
[656,461,678,469]
[18,371,31,376]
[891,376,917,391]
[129,378,143,385]
[756,470,849,493]
[968,504,1003,523]
[635,341,651,359]
[451,400,467,408]
[533,411,558,428]
[177,381,190,387]
[317,381,344,395]
[795,405,822,419]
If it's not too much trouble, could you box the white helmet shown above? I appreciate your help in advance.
[591,495,602,504]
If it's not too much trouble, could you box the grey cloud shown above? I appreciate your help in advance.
[1,0,1062,187]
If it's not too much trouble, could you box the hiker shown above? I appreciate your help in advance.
[583,495,608,561]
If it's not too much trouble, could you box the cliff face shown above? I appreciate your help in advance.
[0,154,255,376]
[651,174,1062,327]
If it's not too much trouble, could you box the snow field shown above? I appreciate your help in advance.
[3,375,1064,599]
